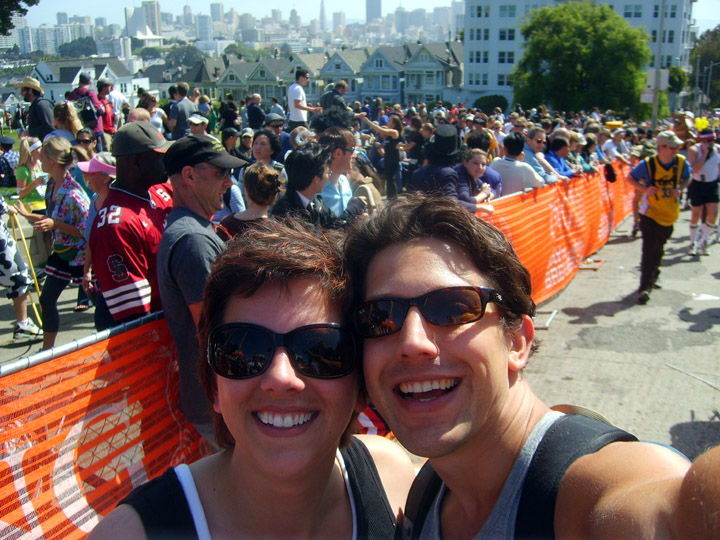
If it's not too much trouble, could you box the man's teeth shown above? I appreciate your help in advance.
[398,379,458,394]
[256,411,314,428]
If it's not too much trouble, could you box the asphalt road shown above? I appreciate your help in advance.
[1,210,718,459]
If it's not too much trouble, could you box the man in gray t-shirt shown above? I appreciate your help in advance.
[157,134,246,444]
[168,82,198,140]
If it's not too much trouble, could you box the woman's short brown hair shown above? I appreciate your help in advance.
[198,217,359,449]
[243,162,282,207]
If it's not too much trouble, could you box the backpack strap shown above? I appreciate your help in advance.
[341,437,398,540]
[514,414,638,540]
[397,459,443,540]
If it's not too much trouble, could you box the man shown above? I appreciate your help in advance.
[188,113,209,136]
[107,83,129,130]
[15,76,53,141]
[545,137,578,178]
[68,73,105,151]
[263,112,291,162]
[269,96,285,117]
[89,121,173,326]
[345,194,720,540]
[318,127,364,217]
[271,142,363,228]
[319,80,350,113]
[490,131,545,196]
[168,82,197,140]
[97,78,116,152]
[157,134,245,444]
[246,93,265,131]
[287,69,321,131]
[524,127,564,184]
[603,128,631,166]
[626,130,691,305]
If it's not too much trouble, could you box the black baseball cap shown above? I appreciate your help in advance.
[113,121,172,156]
[164,134,248,176]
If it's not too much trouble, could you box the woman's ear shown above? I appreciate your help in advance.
[507,314,535,372]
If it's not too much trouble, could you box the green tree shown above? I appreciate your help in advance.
[0,0,39,36]
[473,94,509,113]
[166,44,206,66]
[690,25,720,108]
[57,36,97,58]
[139,47,163,61]
[513,1,651,115]
[668,66,688,94]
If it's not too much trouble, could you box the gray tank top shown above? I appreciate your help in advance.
[418,410,564,540]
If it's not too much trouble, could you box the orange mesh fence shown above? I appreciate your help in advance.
[0,319,213,539]
[0,163,633,539]
[483,163,633,304]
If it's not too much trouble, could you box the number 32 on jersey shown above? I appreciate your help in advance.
[96,206,123,228]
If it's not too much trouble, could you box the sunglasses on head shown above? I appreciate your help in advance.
[208,323,358,379]
[354,286,506,339]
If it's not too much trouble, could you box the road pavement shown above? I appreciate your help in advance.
[1,210,718,459]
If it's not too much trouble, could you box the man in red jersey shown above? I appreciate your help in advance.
[89,121,173,327]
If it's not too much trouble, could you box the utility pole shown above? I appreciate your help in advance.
[695,54,701,113]
[651,0,665,129]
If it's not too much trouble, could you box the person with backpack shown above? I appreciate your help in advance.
[15,77,53,141]
[67,73,105,152]
[0,137,18,188]
[345,193,720,540]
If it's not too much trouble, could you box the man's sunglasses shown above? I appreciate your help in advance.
[77,139,93,144]
[354,286,506,339]
[207,323,358,379]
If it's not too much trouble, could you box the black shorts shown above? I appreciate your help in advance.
[688,179,719,207]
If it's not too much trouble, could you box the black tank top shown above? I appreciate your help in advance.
[118,437,397,539]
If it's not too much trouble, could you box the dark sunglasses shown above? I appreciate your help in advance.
[77,139,93,144]
[269,123,284,129]
[354,286,505,339]
[208,323,358,379]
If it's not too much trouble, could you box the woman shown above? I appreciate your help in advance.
[79,153,117,330]
[48,101,83,144]
[142,94,168,135]
[238,128,285,182]
[687,127,719,255]
[88,218,414,540]
[16,137,47,213]
[362,114,403,197]
[453,148,494,215]
[217,162,282,240]
[14,136,90,349]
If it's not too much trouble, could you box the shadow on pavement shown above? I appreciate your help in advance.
[562,292,637,324]
[605,235,639,246]
[678,307,720,332]
[669,419,720,461]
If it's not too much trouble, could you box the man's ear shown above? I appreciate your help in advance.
[181,165,195,184]
[507,314,535,372]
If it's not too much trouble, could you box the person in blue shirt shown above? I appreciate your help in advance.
[545,137,578,178]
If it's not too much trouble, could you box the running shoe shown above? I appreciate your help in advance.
[13,319,43,340]
[637,290,650,305]
[688,242,698,256]
[699,241,709,256]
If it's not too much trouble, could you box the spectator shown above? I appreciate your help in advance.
[453,148,494,214]
[287,69,321,130]
[686,127,719,255]
[107,83,129,131]
[269,96,285,117]
[217,162,282,239]
[168,82,197,140]
[97,78,116,152]
[524,127,562,184]
[603,128,631,166]
[408,124,460,198]
[318,127,367,219]
[188,113,209,136]
[88,121,173,325]
[490,131,544,196]
[465,131,503,196]
[247,93,266,131]
[47,102,83,145]
[0,137,19,188]
[237,128,254,161]
[15,76,53,141]
[264,113,291,163]
[15,138,46,213]
[213,128,249,224]
[141,94,168,135]
[218,94,239,131]
[13,136,90,349]
[157,134,245,444]
[545,137,578,178]
[362,114,403,197]
[67,73,105,151]
[320,80,350,113]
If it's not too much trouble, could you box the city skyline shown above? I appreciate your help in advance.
[21,0,720,35]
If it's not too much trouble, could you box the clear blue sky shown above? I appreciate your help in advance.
[22,0,720,34]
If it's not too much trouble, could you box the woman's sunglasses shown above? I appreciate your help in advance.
[207,323,358,379]
[354,286,506,339]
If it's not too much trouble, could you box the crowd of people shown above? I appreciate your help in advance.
[2,71,719,539]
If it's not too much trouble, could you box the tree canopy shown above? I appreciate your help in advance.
[512,0,651,114]
[0,0,39,36]
[166,45,206,66]
[58,36,97,58]
[690,25,720,109]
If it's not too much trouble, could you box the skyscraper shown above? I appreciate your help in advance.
[366,0,381,23]
[57,12,68,25]
[210,3,224,23]
[142,1,161,36]
[196,13,212,41]
[320,0,327,33]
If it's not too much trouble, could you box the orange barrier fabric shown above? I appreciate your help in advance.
[0,163,633,539]
[483,163,633,304]
[0,320,213,539]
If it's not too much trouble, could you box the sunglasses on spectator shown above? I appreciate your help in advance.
[207,323,358,379]
[194,165,232,179]
[77,138,93,144]
[354,286,506,339]
[269,123,284,129]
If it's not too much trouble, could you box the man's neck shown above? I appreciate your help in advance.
[111,176,151,198]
